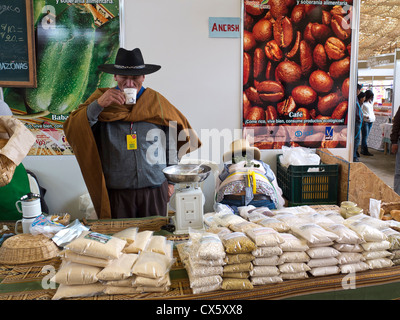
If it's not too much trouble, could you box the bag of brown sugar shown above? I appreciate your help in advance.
[65,231,126,260]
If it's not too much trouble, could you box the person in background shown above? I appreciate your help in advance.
[64,48,201,219]
[353,84,364,162]
[391,107,400,195]
[360,90,375,156]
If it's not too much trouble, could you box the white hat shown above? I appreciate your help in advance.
[222,139,261,162]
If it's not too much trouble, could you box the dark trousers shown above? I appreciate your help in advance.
[108,180,169,219]
[361,121,373,153]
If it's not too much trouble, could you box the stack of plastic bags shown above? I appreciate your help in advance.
[324,223,367,274]
[220,231,256,290]
[246,227,284,285]
[51,230,127,300]
[184,229,225,294]
[51,228,175,299]
[344,214,393,270]
[382,227,400,265]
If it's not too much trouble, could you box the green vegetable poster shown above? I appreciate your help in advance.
[3,0,120,155]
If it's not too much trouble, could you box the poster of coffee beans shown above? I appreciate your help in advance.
[242,0,353,149]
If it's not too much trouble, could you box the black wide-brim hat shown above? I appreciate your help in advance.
[98,48,161,76]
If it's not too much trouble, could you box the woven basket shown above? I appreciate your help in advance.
[0,234,60,265]
[0,138,16,187]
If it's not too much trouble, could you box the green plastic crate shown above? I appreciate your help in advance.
[276,155,339,207]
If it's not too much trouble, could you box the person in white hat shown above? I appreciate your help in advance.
[216,139,284,210]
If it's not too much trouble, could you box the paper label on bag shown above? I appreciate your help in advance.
[85,232,111,244]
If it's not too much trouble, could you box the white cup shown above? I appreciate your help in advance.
[15,198,42,234]
[124,88,137,104]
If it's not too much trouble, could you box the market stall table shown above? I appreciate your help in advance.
[1,214,400,300]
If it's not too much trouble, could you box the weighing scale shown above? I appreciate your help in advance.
[163,164,212,234]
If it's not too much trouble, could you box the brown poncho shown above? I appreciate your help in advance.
[63,88,201,219]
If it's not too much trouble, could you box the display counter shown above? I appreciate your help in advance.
[1,213,400,301]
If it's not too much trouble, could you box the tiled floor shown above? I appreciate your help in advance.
[358,147,395,189]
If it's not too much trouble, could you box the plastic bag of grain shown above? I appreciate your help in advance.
[123,230,153,253]
[319,210,345,224]
[252,246,283,257]
[51,283,105,300]
[59,250,111,268]
[50,261,101,285]
[229,221,260,233]
[191,231,226,260]
[213,211,247,228]
[131,251,175,279]
[250,276,283,285]
[245,227,284,247]
[278,251,310,264]
[279,233,309,252]
[344,220,387,242]
[113,227,138,244]
[145,235,169,255]
[102,278,134,287]
[326,224,364,245]
[290,223,339,246]
[133,274,171,288]
[97,253,138,281]
[308,265,340,277]
[221,232,256,254]
[224,253,254,265]
[256,217,290,233]
[238,205,256,219]
[221,278,253,290]
[65,231,126,260]
[274,212,309,228]
[340,262,369,273]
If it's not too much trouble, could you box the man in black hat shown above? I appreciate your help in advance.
[64,48,200,219]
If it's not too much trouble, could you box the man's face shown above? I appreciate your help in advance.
[114,74,145,91]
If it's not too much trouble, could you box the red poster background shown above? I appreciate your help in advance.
[242,0,353,150]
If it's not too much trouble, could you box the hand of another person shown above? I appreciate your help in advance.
[97,88,125,108]
[167,184,175,199]
[392,144,399,155]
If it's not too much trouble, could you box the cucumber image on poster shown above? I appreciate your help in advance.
[82,16,120,102]
[24,5,96,115]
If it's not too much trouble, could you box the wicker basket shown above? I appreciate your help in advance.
[0,234,60,265]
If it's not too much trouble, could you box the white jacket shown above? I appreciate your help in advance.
[362,100,375,123]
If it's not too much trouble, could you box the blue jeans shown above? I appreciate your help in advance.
[361,122,373,153]
[354,130,361,160]
[219,197,276,210]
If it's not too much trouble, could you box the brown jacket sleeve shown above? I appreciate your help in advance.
[391,108,400,144]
